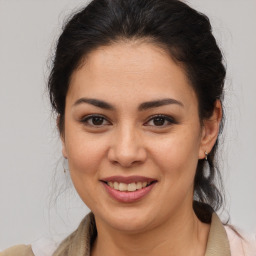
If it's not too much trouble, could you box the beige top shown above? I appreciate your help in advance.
[1,212,255,256]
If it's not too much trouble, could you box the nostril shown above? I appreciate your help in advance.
[107,140,147,167]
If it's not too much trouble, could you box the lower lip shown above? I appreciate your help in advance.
[102,182,156,203]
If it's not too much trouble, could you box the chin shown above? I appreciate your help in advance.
[111,217,153,233]
[95,207,157,233]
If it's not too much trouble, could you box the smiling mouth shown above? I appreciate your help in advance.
[102,181,157,192]
[100,176,157,202]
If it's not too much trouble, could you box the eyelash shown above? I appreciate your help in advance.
[81,114,111,127]
[145,114,177,127]
[80,114,177,128]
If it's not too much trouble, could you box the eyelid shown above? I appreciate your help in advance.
[79,114,177,128]
[80,114,112,126]
[144,114,177,126]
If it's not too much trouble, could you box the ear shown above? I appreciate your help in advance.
[57,116,68,159]
[198,100,222,159]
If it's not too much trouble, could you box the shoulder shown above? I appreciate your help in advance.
[31,237,59,256]
[225,225,256,256]
[0,244,34,256]
[1,237,59,256]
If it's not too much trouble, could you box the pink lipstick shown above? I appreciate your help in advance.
[101,176,157,203]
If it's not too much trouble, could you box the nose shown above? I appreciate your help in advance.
[107,125,147,168]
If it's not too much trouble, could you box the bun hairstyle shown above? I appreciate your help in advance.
[48,0,226,221]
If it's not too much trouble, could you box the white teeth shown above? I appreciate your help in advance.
[119,183,128,191]
[128,183,136,192]
[114,182,119,190]
[107,181,151,191]
[136,182,142,190]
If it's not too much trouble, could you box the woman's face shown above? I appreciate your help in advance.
[62,42,208,233]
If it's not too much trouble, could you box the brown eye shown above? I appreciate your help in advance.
[81,115,111,127]
[152,117,166,126]
[91,116,104,125]
[145,115,176,127]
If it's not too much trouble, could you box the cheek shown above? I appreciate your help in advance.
[149,127,201,179]
[64,128,109,177]
[65,134,109,208]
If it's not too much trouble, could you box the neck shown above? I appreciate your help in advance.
[91,204,210,256]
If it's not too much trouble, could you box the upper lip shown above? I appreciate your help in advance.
[100,175,157,184]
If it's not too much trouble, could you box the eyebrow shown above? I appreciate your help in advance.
[138,98,184,111]
[73,98,114,110]
[73,97,184,110]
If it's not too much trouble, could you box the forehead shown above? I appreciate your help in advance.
[68,42,197,108]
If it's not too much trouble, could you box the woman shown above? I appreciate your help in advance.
[1,0,255,255]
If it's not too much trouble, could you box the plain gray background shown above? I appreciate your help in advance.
[0,0,256,249]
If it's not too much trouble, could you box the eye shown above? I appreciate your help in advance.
[81,115,111,127]
[145,115,176,127]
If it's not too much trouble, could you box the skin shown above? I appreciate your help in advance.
[61,41,222,256]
